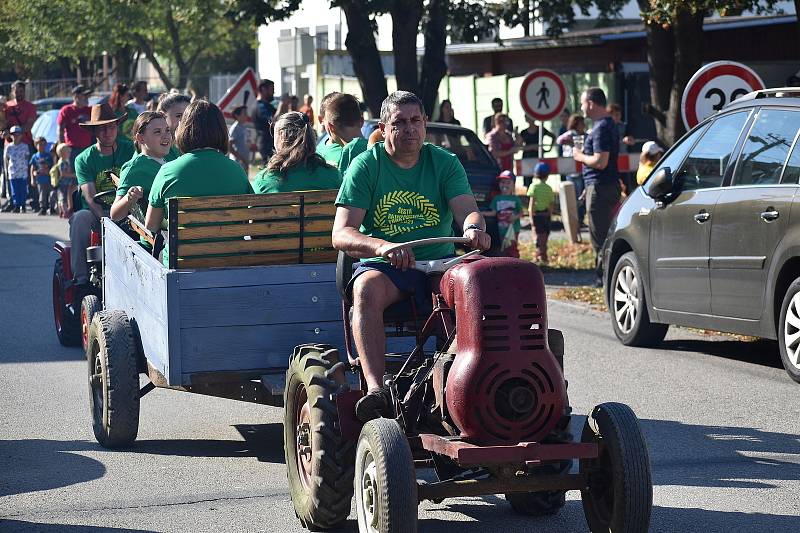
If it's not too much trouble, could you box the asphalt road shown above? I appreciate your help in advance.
[1,212,798,532]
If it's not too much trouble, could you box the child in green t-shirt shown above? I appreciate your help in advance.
[316,93,367,175]
[488,170,523,258]
[526,162,554,264]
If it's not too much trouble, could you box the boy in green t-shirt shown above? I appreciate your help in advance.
[487,170,523,258]
[316,93,367,175]
[526,162,555,264]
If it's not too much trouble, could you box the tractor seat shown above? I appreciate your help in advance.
[336,251,431,326]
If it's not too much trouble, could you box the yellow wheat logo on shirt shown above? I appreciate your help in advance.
[374,191,440,236]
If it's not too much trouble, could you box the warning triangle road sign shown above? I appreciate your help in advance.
[217,67,258,121]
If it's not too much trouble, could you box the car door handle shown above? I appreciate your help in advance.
[760,209,779,222]
[694,211,711,223]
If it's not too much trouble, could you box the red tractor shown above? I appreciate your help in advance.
[284,237,652,532]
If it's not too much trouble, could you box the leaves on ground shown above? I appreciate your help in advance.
[519,239,595,271]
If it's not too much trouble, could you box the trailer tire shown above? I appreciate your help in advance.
[87,310,140,448]
[284,344,355,530]
[81,294,102,354]
[580,402,652,533]
[53,259,80,347]
[355,418,418,533]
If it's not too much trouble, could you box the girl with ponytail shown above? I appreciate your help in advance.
[253,111,341,193]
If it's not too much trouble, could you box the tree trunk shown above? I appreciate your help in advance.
[135,36,175,90]
[665,7,705,146]
[341,1,388,117]
[390,0,423,94]
[419,0,448,117]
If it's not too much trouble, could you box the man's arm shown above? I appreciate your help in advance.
[449,193,491,251]
[574,149,609,170]
[81,182,103,219]
[332,205,416,270]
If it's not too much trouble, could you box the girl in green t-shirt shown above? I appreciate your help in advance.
[109,111,172,222]
[253,111,341,193]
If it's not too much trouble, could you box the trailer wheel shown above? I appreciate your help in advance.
[355,418,418,533]
[87,310,140,448]
[580,402,652,533]
[53,259,80,347]
[284,344,354,529]
[81,294,102,353]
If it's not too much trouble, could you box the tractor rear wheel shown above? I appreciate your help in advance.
[284,344,354,530]
[53,259,80,347]
[580,402,652,533]
[87,310,140,448]
[81,294,102,353]
[355,418,418,533]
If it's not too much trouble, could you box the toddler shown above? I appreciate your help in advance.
[527,162,554,264]
[30,137,55,215]
[50,143,77,218]
[488,170,523,258]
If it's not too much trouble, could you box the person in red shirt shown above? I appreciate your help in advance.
[5,80,37,146]
[57,85,93,166]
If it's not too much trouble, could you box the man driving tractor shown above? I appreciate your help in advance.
[332,91,491,422]
[69,103,135,290]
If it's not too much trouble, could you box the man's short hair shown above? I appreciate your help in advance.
[157,92,191,113]
[232,105,247,117]
[34,136,46,145]
[584,87,607,107]
[607,103,622,114]
[318,91,341,119]
[380,91,425,123]
[132,81,148,93]
[11,80,25,89]
[325,93,362,128]
[176,100,229,154]
[491,97,503,105]
[258,79,274,90]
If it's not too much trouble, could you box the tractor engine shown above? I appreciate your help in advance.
[440,257,567,445]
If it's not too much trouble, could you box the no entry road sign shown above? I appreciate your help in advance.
[681,61,765,129]
[519,69,567,122]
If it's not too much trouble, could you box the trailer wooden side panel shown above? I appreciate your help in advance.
[102,220,178,382]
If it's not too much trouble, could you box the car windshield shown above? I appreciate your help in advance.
[426,129,495,168]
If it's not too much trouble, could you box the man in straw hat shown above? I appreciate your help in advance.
[68,103,135,287]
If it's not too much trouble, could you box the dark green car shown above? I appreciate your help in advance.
[601,88,800,383]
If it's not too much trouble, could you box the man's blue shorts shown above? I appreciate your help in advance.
[347,261,431,310]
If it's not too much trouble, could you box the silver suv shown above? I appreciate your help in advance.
[601,88,800,383]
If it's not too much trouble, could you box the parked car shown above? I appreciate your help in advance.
[33,95,106,116]
[601,87,800,382]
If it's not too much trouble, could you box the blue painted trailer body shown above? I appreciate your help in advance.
[101,219,345,386]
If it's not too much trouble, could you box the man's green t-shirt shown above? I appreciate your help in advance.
[148,149,254,266]
[117,152,163,197]
[317,140,343,169]
[252,161,341,193]
[338,137,368,176]
[336,142,473,261]
[527,181,555,212]
[75,138,136,210]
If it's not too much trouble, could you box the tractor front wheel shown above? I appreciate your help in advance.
[284,344,354,530]
[355,418,418,533]
[580,402,652,533]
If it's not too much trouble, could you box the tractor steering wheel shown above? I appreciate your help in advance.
[380,237,483,274]
[93,189,116,204]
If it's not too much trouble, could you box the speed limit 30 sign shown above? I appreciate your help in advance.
[681,61,765,129]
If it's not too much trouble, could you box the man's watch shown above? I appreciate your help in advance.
[464,223,484,233]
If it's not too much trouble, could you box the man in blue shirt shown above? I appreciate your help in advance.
[573,87,619,286]
[252,79,276,163]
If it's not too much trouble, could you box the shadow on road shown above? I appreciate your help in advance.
[0,439,105,497]
[111,423,286,464]
[0,520,155,533]
[658,337,782,370]
[640,418,800,489]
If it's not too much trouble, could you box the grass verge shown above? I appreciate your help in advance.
[519,238,595,271]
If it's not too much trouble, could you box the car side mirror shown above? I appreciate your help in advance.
[647,167,673,199]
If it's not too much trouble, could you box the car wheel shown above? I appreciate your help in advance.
[610,252,668,347]
[778,278,800,383]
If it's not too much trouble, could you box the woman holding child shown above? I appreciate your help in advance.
[253,111,341,193]
[110,111,172,221]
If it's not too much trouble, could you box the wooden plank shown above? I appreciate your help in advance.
[177,217,333,240]
[177,203,336,225]
[102,219,172,381]
[179,280,342,328]
[176,262,338,290]
[180,321,345,373]
[177,235,332,257]
[127,215,155,246]
[176,189,338,210]
[177,249,338,269]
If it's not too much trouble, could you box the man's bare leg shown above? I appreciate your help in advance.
[351,270,403,391]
